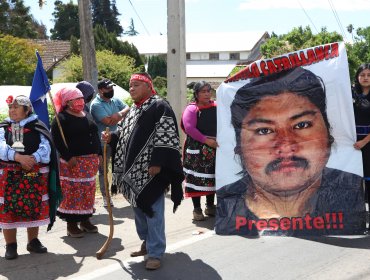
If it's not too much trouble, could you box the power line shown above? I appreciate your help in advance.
[297,0,319,34]
[327,0,348,41]
[128,0,150,36]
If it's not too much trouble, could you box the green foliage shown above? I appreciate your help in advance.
[186,88,194,102]
[346,43,363,81]
[96,50,139,89]
[50,0,79,40]
[148,55,167,79]
[123,77,192,105]
[0,112,7,122]
[54,49,140,90]
[47,103,55,125]
[91,0,123,36]
[94,24,144,68]
[153,76,167,98]
[228,65,247,78]
[124,96,133,107]
[153,76,167,89]
[53,53,83,82]
[70,35,79,55]
[109,0,123,36]
[262,25,370,82]
[346,26,370,81]
[258,25,370,81]
[124,18,139,36]
[261,26,342,58]
[0,0,47,39]
[0,34,40,85]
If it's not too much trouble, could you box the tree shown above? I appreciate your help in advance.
[54,49,140,90]
[153,76,167,98]
[70,35,79,55]
[0,34,40,85]
[0,0,47,39]
[261,26,342,58]
[109,0,122,35]
[33,20,48,39]
[345,26,370,81]
[94,24,144,68]
[50,0,79,40]
[347,24,354,42]
[0,1,8,32]
[91,0,123,35]
[124,18,139,36]
[147,55,167,79]
[39,0,98,89]
[259,24,370,83]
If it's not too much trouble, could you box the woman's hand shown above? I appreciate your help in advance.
[354,139,369,150]
[14,154,36,171]
[204,137,218,149]
[149,166,161,176]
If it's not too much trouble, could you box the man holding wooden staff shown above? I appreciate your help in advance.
[102,72,184,270]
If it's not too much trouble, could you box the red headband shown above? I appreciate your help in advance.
[130,74,156,94]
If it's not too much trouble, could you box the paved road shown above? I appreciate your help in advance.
[0,194,215,280]
[1,195,370,280]
[75,233,370,280]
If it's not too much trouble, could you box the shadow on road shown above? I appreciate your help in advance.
[61,234,124,258]
[96,203,135,220]
[296,234,370,249]
[0,252,82,280]
[116,252,222,280]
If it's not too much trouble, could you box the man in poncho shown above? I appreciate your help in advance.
[104,72,184,270]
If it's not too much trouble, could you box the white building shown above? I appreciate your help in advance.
[120,31,269,88]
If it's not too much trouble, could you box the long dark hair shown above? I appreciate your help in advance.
[353,63,370,94]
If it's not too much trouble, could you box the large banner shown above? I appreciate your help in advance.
[215,42,366,236]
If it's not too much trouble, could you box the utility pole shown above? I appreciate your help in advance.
[167,0,187,142]
[78,0,98,91]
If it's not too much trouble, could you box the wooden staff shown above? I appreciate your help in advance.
[47,90,68,148]
[96,127,114,259]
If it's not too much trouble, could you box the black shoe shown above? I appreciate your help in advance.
[5,242,18,260]
[26,238,47,254]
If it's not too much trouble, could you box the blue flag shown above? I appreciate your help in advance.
[30,51,51,128]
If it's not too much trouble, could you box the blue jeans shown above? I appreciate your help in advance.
[133,193,166,259]
[98,145,111,197]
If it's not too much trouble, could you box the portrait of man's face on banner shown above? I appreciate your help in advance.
[215,42,366,236]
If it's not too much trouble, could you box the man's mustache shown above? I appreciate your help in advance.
[265,156,309,174]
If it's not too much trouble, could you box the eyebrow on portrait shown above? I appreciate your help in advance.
[246,118,274,126]
[290,110,318,121]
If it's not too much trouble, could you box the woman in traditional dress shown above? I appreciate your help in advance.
[181,81,218,221]
[353,63,370,224]
[51,87,101,238]
[0,95,61,260]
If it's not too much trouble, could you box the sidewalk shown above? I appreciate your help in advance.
[0,194,215,280]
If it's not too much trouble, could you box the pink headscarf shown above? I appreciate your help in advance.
[53,87,83,113]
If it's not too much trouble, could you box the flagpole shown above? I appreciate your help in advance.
[30,50,68,149]
[47,90,68,149]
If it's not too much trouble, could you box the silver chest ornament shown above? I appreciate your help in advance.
[11,123,25,152]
